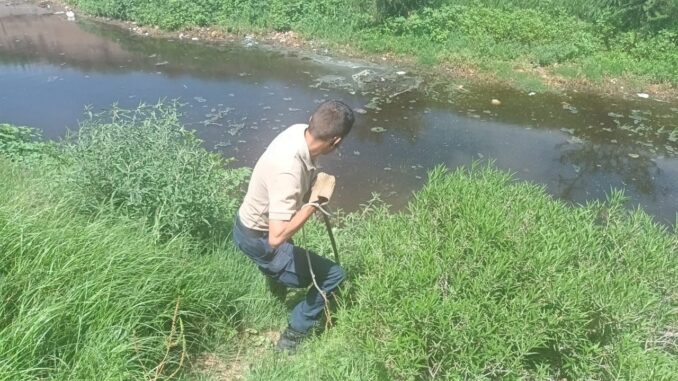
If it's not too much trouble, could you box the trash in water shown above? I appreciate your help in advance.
[194,96,207,103]
[371,127,387,133]
[228,123,245,136]
[561,102,578,114]
[637,93,649,99]
[628,153,640,158]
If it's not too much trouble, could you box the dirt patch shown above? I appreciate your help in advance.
[191,330,281,381]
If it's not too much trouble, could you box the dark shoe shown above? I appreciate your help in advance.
[266,277,287,303]
[276,326,308,352]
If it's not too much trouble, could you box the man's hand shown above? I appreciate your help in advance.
[309,172,335,205]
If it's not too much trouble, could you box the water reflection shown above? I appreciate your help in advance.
[1,8,677,225]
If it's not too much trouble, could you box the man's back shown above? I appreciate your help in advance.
[238,123,316,231]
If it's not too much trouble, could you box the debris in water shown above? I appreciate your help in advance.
[561,102,578,114]
[354,108,367,115]
[353,151,360,156]
[283,97,292,101]
[214,141,232,149]
[364,98,381,110]
[66,10,75,21]
[288,108,300,111]
[637,93,649,98]
[384,167,392,171]
[560,128,575,135]
[228,123,245,136]
[491,99,501,106]
[628,153,640,158]
[194,96,207,103]
[607,112,624,118]
[371,127,386,133]
[528,92,536,96]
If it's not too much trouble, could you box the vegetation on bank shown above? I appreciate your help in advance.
[66,0,678,91]
[1,106,677,379]
[0,112,281,379]
[251,167,678,380]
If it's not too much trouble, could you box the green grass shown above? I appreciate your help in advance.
[1,108,676,379]
[62,102,249,241]
[0,110,284,380]
[66,0,678,91]
[250,166,678,380]
[0,160,283,380]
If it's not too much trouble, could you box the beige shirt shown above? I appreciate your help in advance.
[238,124,316,231]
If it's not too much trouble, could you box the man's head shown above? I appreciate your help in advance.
[307,100,354,155]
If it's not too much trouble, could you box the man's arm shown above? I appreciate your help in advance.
[268,204,317,248]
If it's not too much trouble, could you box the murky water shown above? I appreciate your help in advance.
[2,7,678,225]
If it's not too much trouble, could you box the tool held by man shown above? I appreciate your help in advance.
[307,172,340,266]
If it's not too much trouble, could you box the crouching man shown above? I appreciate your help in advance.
[232,100,355,351]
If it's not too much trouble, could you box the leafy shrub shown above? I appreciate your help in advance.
[63,102,249,240]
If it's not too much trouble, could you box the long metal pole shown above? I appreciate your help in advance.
[321,213,340,266]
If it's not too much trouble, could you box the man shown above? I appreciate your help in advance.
[232,100,355,351]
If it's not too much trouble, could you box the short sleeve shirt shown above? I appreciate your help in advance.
[238,124,316,231]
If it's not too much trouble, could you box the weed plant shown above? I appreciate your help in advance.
[250,165,677,380]
[63,102,249,241]
[0,124,57,165]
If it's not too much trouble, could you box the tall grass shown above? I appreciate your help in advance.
[0,160,275,379]
[63,103,249,241]
[0,110,283,379]
[250,165,678,380]
[2,108,676,379]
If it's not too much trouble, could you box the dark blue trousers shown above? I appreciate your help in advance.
[232,216,345,333]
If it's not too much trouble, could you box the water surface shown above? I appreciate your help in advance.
[2,8,677,225]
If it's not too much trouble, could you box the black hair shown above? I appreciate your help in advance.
[308,100,355,140]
